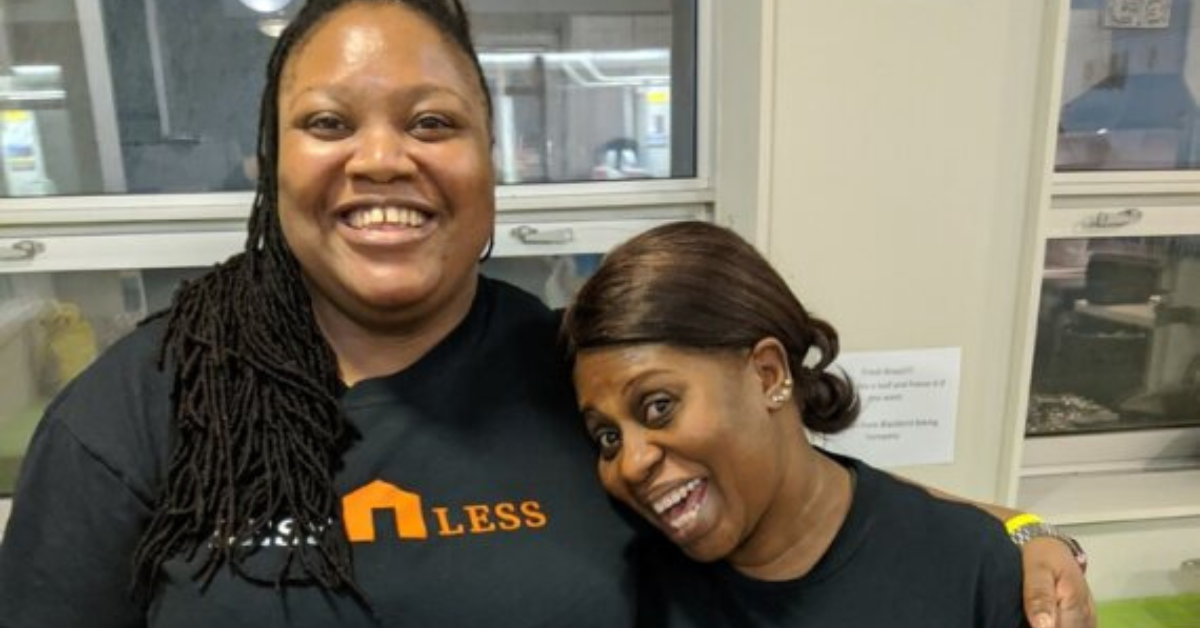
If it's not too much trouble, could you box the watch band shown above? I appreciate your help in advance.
[1006,514,1089,574]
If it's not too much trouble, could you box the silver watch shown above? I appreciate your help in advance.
[1009,520,1089,574]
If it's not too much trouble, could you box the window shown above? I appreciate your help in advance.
[1056,0,1200,172]
[1029,235,1200,437]
[0,0,697,197]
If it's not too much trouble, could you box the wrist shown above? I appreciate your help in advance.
[1005,513,1089,574]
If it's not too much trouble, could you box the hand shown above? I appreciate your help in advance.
[1020,537,1096,628]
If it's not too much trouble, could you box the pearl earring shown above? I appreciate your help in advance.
[769,377,794,405]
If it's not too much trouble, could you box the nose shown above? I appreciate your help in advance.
[346,124,416,183]
[617,432,664,488]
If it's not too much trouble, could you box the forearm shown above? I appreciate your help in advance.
[887,471,1021,521]
[923,484,1023,522]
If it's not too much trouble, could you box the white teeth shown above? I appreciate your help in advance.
[345,205,428,229]
[652,478,702,515]
[669,507,699,531]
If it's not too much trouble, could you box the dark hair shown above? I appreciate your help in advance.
[132,0,491,599]
[562,221,859,434]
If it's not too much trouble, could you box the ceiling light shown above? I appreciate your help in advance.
[239,0,293,14]
[258,17,289,38]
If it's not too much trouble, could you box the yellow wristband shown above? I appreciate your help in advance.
[1004,512,1043,535]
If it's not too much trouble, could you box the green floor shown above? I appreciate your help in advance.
[1098,594,1200,628]
[0,403,45,494]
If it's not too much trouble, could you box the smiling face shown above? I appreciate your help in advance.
[574,343,804,564]
[276,2,494,332]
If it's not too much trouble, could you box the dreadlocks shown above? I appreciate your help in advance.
[132,0,492,598]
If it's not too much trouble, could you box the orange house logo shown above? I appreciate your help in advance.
[340,479,547,543]
[343,480,429,542]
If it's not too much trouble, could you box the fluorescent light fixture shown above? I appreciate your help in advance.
[12,65,61,77]
[258,17,289,38]
[239,0,293,13]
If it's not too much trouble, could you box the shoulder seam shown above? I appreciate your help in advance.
[42,414,153,510]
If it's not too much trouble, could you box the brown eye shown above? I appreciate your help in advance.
[409,114,455,139]
[305,112,351,138]
[593,427,622,461]
[642,393,675,426]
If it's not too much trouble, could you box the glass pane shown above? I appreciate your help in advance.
[1056,0,1200,171]
[1028,236,1200,435]
[0,0,696,198]
[0,267,208,494]
[482,253,601,309]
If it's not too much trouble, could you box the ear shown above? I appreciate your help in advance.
[748,337,794,409]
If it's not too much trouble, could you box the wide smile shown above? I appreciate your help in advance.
[333,199,437,245]
[646,477,709,542]
[342,205,429,230]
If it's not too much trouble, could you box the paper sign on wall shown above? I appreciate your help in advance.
[816,347,961,468]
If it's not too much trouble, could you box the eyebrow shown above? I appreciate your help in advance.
[577,367,673,415]
[284,82,473,111]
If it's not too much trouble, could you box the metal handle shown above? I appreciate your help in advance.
[0,240,45,262]
[511,225,574,245]
[1083,208,1143,229]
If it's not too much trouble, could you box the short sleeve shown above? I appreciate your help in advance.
[0,416,151,628]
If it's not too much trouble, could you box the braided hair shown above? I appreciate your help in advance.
[132,0,492,598]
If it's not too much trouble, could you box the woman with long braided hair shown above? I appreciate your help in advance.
[0,1,1094,626]
[0,1,640,625]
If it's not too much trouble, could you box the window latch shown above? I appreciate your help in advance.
[0,240,46,262]
[511,226,574,245]
[1082,208,1143,229]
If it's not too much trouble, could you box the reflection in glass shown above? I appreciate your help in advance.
[0,267,207,494]
[0,0,696,197]
[482,253,601,309]
[1056,0,1200,171]
[481,49,681,183]
[1029,236,1200,435]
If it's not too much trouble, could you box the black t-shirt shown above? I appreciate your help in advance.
[640,454,1031,628]
[0,278,643,627]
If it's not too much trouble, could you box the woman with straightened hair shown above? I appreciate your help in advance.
[0,1,1091,626]
[564,221,1084,628]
